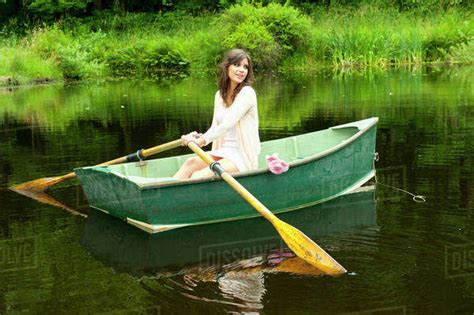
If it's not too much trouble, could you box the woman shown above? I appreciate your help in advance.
[173,49,261,179]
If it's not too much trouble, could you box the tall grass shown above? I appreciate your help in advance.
[308,5,472,68]
[0,4,472,86]
[0,47,62,84]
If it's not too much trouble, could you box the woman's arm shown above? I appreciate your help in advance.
[202,87,256,145]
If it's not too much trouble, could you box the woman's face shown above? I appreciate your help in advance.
[227,58,249,86]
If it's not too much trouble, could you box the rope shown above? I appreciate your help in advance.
[373,153,426,203]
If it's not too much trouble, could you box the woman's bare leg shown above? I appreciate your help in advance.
[190,158,239,179]
[173,156,208,180]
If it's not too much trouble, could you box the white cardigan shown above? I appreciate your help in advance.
[203,86,261,170]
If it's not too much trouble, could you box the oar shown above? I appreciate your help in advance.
[187,142,347,275]
[10,139,182,194]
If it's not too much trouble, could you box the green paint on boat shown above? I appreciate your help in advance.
[75,117,378,233]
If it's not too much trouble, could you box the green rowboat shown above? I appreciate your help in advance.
[75,117,378,233]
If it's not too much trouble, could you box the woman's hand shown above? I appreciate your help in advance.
[193,136,206,147]
[180,131,203,146]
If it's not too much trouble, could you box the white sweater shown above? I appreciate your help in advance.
[203,86,261,170]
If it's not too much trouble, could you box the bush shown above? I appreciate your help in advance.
[0,47,62,84]
[106,39,190,77]
[262,3,312,54]
[28,26,107,79]
[28,0,90,19]
[448,39,474,64]
[421,12,472,62]
[222,18,280,68]
[216,3,312,68]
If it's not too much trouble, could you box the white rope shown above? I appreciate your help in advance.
[373,153,426,203]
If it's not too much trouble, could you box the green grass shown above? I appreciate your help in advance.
[307,5,472,68]
[0,4,472,86]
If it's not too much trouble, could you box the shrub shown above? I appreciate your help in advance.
[222,18,280,68]
[0,47,62,84]
[216,3,312,68]
[262,3,312,55]
[106,39,190,77]
[448,39,474,64]
[28,0,90,19]
[28,26,107,79]
[145,40,190,74]
[421,12,472,62]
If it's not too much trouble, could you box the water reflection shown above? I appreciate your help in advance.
[81,187,377,309]
[0,66,472,314]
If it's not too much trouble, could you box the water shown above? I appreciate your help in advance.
[0,66,473,314]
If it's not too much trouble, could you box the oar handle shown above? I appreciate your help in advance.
[97,139,182,167]
[12,139,182,194]
[79,139,182,178]
[188,142,274,220]
[142,139,182,157]
[188,142,216,165]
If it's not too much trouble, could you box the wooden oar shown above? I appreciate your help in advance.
[10,139,182,194]
[187,142,347,275]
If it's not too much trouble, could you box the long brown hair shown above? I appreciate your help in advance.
[218,49,254,107]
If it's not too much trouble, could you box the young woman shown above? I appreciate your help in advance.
[173,49,261,179]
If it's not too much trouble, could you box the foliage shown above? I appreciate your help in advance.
[105,39,190,77]
[28,26,108,79]
[421,12,472,62]
[1,0,472,23]
[0,5,472,84]
[448,39,474,64]
[394,0,470,13]
[28,0,92,19]
[310,5,473,67]
[0,47,62,84]
[216,3,312,68]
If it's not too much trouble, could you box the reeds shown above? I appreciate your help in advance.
[309,5,472,69]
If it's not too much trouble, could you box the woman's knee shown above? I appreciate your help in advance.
[190,168,214,179]
[218,159,239,173]
[184,156,201,166]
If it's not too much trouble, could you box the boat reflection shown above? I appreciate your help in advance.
[80,186,377,277]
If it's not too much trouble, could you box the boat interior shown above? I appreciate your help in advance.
[90,126,360,186]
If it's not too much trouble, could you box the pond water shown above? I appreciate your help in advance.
[0,66,473,314]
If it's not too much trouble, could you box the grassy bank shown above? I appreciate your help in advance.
[0,4,472,86]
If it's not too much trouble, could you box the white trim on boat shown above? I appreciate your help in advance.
[126,217,188,234]
[97,208,109,214]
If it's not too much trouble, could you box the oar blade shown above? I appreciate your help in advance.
[273,218,347,275]
[187,142,347,275]
[10,176,67,193]
[10,139,181,196]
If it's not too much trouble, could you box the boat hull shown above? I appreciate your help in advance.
[75,118,378,233]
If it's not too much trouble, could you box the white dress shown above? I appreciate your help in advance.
[202,87,260,171]
[209,103,248,172]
